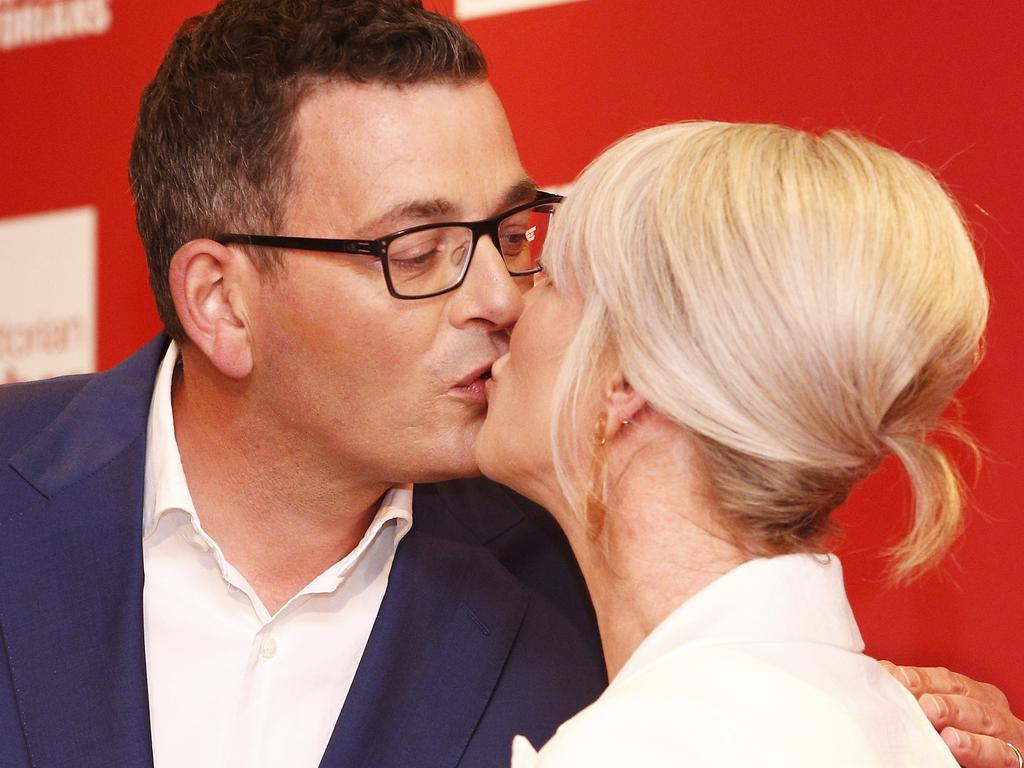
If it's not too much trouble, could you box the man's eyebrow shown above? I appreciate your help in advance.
[496,177,541,210]
[362,178,540,236]
[362,198,458,236]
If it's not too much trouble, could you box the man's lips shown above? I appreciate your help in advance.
[452,363,494,389]
[449,363,495,404]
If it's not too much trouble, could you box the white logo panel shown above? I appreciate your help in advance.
[0,0,112,52]
[455,0,585,20]
[0,206,97,383]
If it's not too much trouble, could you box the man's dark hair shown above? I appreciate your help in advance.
[129,0,488,340]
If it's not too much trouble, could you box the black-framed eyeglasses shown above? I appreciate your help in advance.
[217,192,563,300]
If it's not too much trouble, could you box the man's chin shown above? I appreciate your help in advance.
[386,415,487,485]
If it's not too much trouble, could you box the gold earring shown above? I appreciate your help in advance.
[584,411,609,539]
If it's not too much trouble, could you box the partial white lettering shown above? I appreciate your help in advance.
[0,0,112,52]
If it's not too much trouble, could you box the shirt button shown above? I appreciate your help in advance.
[260,636,278,659]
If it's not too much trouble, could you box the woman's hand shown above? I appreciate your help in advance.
[881,662,1024,768]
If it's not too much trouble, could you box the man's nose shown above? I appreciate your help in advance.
[447,232,525,330]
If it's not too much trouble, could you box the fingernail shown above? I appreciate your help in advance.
[921,694,947,719]
[943,728,961,749]
[898,666,921,688]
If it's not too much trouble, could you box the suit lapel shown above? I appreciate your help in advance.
[319,488,529,768]
[0,337,167,768]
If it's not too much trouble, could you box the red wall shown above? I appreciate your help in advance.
[2,0,1021,704]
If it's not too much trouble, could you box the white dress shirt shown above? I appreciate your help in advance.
[142,342,413,768]
[512,553,958,768]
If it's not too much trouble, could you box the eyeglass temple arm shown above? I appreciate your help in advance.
[215,233,380,256]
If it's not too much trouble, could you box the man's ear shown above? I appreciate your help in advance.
[604,373,646,440]
[168,238,256,379]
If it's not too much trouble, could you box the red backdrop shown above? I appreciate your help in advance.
[1,0,1021,705]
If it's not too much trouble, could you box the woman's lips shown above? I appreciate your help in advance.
[482,354,506,402]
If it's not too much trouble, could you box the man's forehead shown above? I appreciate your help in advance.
[291,79,513,162]
[287,79,530,235]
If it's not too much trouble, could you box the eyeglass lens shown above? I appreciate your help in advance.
[386,202,558,298]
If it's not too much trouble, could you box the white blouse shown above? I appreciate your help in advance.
[512,554,957,768]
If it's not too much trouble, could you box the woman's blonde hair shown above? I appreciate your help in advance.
[544,122,989,581]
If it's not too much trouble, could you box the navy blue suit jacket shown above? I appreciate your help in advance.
[0,337,606,767]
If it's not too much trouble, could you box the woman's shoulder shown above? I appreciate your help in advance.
[518,644,957,768]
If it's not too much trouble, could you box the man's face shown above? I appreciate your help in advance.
[247,80,535,486]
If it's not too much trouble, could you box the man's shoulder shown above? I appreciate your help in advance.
[415,476,544,541]
[0,373,95,458]
[413,477,576,580]
[407,477,606,759]
[0,336,167,486]
[415,477,602,661]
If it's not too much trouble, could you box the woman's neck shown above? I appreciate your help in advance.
[555,426,748,680]
[577,508,746,679]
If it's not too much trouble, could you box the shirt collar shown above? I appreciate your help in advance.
[309,485,413,591]
[143,340,192,538]
[615,553,864,685]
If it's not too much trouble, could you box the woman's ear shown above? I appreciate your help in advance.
[604,373,646,440]
[168,238,256,379]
